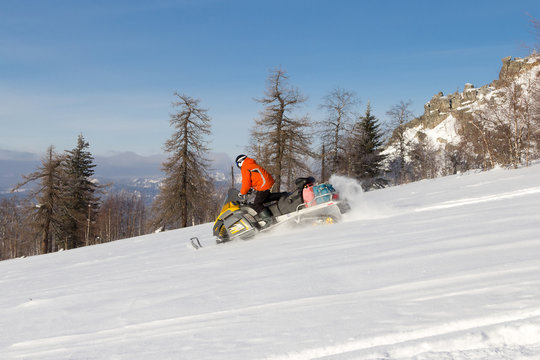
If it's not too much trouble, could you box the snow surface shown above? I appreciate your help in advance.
[421,114,461,146]
[1,164,540,360]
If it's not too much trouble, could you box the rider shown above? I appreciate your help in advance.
[236,154,275,228]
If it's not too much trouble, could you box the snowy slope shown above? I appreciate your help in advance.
[1,164,540,360]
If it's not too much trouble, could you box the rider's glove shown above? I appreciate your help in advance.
[238,193,247,203]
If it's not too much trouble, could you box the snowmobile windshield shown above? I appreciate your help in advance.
[223,188,241,207]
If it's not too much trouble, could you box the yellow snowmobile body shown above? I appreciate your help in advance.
[213,188,259,243]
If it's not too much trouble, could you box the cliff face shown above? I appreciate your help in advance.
[404,55,540,146]
[417,84,488,131]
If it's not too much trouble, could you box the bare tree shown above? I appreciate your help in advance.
[472,80,539,168]
[95,191,147,242]
[442,143,469,176]
[11,146,65,254]
[280,114,314,189]
[458,112,496,170]
[533,70,540,158]
[318,87,359,177]
[320,144,328,182]
[250,68,312,190]
[151,92,214,229]
[529,15,540,53]
[408,133,440,181]
[0,197,24,260]
[386,100,414,184]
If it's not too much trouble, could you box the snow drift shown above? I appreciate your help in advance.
[1,163,540,359]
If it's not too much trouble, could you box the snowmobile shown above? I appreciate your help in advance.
[212,177,349,243]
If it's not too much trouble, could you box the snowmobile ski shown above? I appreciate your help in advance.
[190,237,202,249]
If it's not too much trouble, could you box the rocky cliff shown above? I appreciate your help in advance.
[403,54,540,148]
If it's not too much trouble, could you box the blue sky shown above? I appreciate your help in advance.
[1,0,539,161]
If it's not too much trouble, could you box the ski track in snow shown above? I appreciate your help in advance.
[266,315,540,360]
[9,311,540,360]
[414,186,540,212]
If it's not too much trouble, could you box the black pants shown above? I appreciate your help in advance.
[253,190,271,213]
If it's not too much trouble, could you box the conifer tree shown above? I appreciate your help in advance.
[348,102,387,188]
[151,92,214,229]
[61,134,99,249]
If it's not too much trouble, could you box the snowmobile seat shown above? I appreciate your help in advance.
[262,192,288,208]
[262,192,289,217]
[275,189,302,214]
[266,191,289,203]
[295,176,315,190]
[263,178,316,216]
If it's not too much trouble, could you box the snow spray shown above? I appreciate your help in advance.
[329,175,396,221]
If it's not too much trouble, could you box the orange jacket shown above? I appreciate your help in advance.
[240,157,275,194]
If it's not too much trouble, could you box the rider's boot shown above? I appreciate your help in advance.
[259,208,275,229]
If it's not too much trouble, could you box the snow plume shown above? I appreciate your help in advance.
[329,174,364,203]
[329,175,396,220]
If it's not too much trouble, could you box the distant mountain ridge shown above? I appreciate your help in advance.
[0,151,234,203]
